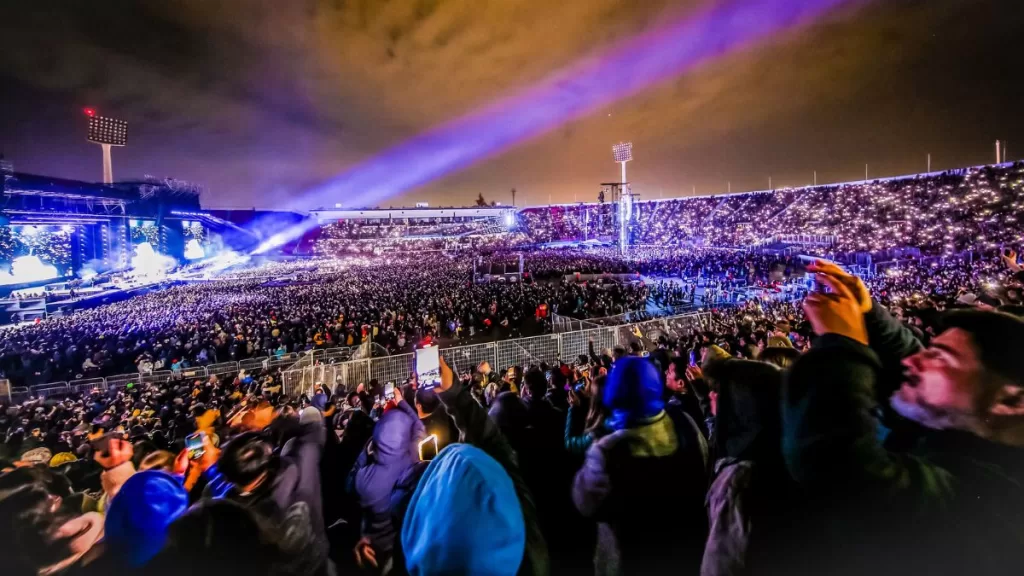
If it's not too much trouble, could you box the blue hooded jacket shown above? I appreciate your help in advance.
[604,356,665,430]
[351,401,424,555]
[104,470,189,567]
[402,443,526,576]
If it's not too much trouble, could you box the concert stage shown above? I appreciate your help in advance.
[1,167,260,305]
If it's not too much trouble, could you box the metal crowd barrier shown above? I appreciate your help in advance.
[5,311,713,403]
[0,347,339,403]
[283,310,711,398]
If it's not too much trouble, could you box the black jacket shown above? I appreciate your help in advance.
[783,318,1024,576]
[573,409,708,575]
[223,416,329,576]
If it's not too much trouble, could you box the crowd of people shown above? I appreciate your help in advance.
[313,220,526,256]
[4,244,1018,389]
[1,253,668,387]
[518,163,1024,253]
[3,251,1024,575]
[2,161,1024,574]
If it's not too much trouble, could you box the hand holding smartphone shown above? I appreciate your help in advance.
[415,347,442,391]
[185,432,207,460]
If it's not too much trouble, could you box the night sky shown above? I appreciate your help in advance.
[1,0,1022,210]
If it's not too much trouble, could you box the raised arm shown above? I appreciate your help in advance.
[564,403,594,456]
[807,261,923,392]
[435,358,550,576]
[784,273,955,509]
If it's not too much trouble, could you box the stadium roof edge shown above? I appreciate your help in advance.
[515,160,1022,210]
[308,206,515,221]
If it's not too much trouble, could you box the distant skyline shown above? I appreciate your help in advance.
[1,0,1022,209]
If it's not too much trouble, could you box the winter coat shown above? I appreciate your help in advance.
[573,358,707,575]
[781,306,1024,576]
[222,415,328,576]
[700,360,796,576]
[439,382,550,576]
[350,400,424,558]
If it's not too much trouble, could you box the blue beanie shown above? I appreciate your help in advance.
[311,392,328,412]
[104,470,189,567]
[402,444,525,576]
[604,356,665,430]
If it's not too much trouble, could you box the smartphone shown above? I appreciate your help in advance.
[384,382,395,401]
[416,346,442,391]
[185,432,206,460]
[688,350,697,367]
[418,434,439,461]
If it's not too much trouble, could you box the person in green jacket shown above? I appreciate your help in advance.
[783,260,1024,576]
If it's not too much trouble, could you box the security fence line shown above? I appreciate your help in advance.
[282,310,711,399]
[2,311,710,403]
[1,347,361,404]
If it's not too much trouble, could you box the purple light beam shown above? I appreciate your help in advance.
[259,0,859,252]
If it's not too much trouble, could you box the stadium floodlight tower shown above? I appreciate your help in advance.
[85,109,128,184]
[612,142,633,186]
[611,142,635,254]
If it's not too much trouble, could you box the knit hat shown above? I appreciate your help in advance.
[104,471,188,567]
[956,293,978,306]
[703,344,732,364]
[402,444,525,576]
[604,356,665,431]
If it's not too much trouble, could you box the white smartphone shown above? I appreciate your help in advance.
[416,346,442,391]
[418,434,439,461]
[384,382,395,400]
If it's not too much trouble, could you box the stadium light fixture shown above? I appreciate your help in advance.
[86,112,128,184]
[612,142,633,184]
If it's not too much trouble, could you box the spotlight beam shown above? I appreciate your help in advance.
[263,0,859,254]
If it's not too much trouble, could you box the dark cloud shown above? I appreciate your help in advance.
[1,0,1022,208]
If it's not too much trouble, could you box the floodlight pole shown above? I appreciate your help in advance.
[610,142,634,255]
[101,144,113,184]
[86,113,127,184]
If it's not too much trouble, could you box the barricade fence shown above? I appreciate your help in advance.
[4,311,711,402]
[284,311,711,398]
[4,347,323,403]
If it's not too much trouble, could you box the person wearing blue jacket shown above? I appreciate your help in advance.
[401,443,526,576]
[349,393,425,571]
